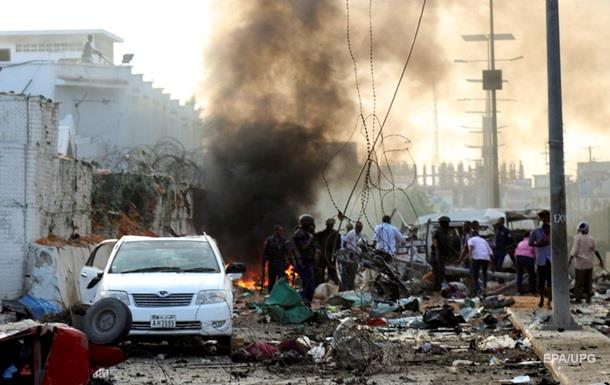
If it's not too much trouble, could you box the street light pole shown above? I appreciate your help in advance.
[489,0,500,208]
[545,0,576,329]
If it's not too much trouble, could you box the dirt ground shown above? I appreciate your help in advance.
[92,291,560,385]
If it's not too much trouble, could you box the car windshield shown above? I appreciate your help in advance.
[109,240,220,274]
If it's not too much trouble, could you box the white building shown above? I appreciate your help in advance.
[0,30,203,161]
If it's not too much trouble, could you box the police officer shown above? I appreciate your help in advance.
[292,214,317,305]
[262,225,290,292]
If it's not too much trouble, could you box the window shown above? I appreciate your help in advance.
[110,240,220,274]
[0,49,11,62]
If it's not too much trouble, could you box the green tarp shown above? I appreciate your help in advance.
[254,278,312,324]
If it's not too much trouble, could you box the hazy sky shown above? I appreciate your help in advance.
[2,0,213,103]
[4,0,609,178]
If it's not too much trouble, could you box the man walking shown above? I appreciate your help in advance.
[530,210,552,308]
[431,216,459,291]
[262,225,290,293]
[570,222,605,304]
[373,215,405,256]
[468,223,494,296]
[314,218,341,286]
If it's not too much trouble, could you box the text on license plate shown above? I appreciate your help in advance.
[150,315,176,328]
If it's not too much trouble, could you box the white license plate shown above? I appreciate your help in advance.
[150,315,176,328]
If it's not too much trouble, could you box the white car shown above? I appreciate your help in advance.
[78,235,245,353]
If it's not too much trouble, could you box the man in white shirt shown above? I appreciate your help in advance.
[373,215,405,256]
[467,225,494,295]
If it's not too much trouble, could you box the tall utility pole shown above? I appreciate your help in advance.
[488,0,500,208]
[545,0,577,329]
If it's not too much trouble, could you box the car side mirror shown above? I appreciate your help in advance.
[226,262,246,281]
[87,271,104,289]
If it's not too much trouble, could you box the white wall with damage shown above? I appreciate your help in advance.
[0,93,93,299]
[23,244,92,308]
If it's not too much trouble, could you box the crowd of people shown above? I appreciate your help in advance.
[261,210,605,309]
[260,213,406,306]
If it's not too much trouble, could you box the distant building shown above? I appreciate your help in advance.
[532,174,550,209]
[0,30,203,162]
[577,161,610,213]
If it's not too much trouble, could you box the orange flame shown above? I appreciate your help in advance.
[236,264,298,291]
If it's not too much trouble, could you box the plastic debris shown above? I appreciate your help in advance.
[459,306,479,321]
[482,295,515,309]
[314,282,339,301]
[386,316,426,329]
[255,279,312,324]
[452,360,474,367]
[333,317,382,369]
[244,342,278,361]
[366,317,387,326]
[423,306,462,328]
[478,335,517,351]
[326,291,373,308]
[370,297,420,317]
[307,344,326,363]
[510,375,531,384]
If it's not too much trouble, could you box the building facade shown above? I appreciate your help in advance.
[0,30,203,162]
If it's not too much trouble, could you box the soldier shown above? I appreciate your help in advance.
[431,216,459,291]
[292,214,317,305]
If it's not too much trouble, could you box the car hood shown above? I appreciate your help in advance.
[101,272,226,294]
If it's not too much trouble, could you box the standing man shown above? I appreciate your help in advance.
[262,225,290,293]
[468,223,494,296]
[493,217,513,272]
[570,222,604,304]
[341,221,365,291]
[292,214,317,305]
[81,34,103,63]
[314,218,341,285]
[373,215,405,256]
[530,210,552,308]
[431,216,459,291]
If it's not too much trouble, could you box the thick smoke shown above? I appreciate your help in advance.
[198,1,356,262]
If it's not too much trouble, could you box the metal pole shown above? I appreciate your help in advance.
[489,0,500,208]
[546,0,576,329]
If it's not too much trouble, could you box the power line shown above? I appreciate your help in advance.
[339,0,428,224]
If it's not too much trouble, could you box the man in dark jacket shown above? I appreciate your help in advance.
[293,214,317,304]
[431,216,459,291]
[262,225,290,292]
[493,217,513,272]
[314,218,341,286]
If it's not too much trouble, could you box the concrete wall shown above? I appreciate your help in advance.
[0,94,93,299]
[23,244,92,308]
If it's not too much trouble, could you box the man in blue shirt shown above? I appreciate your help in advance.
[493,217,513,272]
[529,210,551,308]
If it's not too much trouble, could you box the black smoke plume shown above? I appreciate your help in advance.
[196,1,356,263]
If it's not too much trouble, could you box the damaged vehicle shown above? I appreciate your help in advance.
[78,235,245,354]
